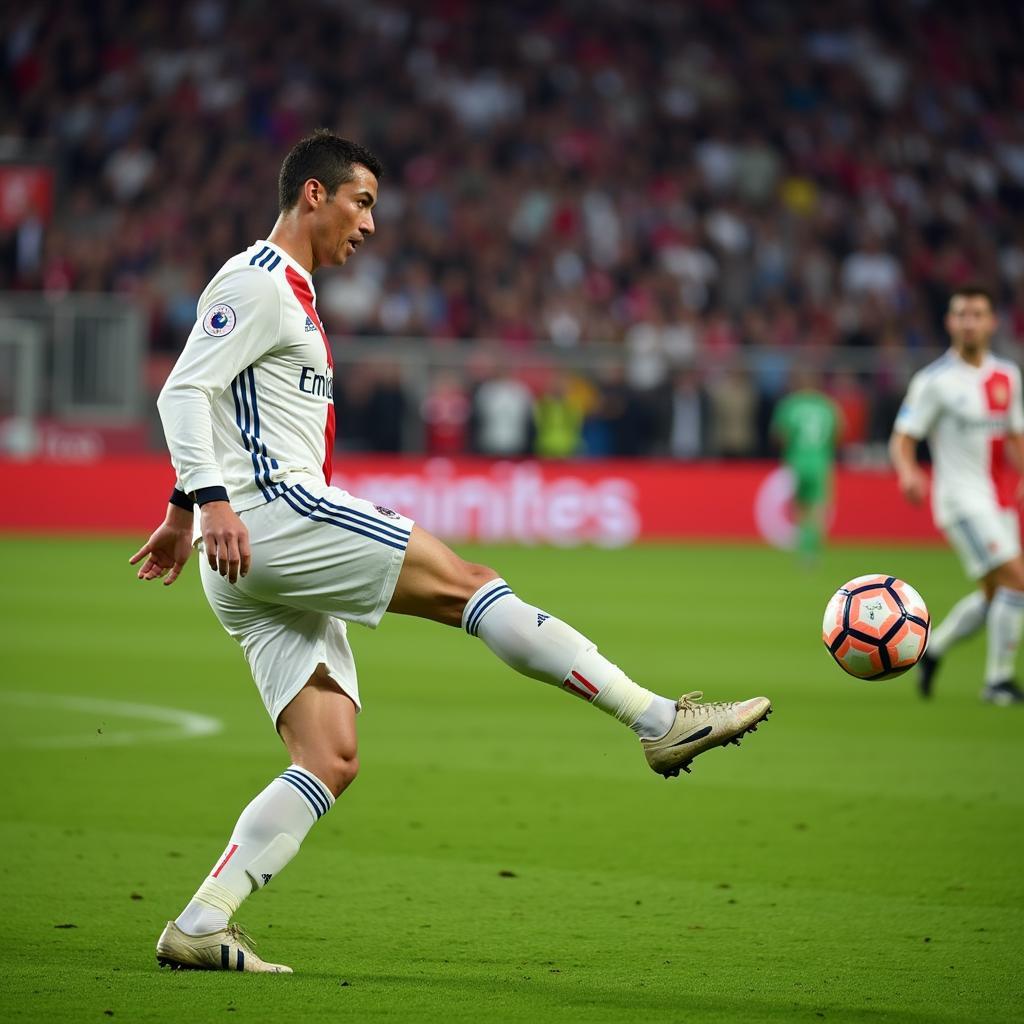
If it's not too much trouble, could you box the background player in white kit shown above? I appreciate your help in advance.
[129,131,772,973]
[890,285,1024,705]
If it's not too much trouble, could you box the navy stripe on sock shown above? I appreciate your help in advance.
[281,771,328,819]
[464,581,512,635]
[280,769,329,818]
[465,584,513,636]
[282,766,331,813]
[293,766,332,808]
[281,768,330,818]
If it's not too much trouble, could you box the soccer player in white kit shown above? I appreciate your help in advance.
[890,285,1024,706]
[130,131,771,973]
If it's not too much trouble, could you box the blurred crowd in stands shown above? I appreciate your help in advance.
[333,354,888,459]
[3,0,1024,457]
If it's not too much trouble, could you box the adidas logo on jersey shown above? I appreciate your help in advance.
[537,613,550,626]
[304,316,318,333]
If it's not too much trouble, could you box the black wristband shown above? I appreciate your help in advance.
[194,486,231,506]
[169,488,194,512]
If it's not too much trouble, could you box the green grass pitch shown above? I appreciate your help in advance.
[1,536,1022,1023]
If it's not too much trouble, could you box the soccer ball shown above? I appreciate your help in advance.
[822,574,931,680]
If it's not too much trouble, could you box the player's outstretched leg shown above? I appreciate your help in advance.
[389,531,772,776]
[461,578,772,777]
[917,590,988,698]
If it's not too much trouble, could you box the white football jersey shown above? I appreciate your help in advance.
[895,350,1024,526]
[158,240,336,512]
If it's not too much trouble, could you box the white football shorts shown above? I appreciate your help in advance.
[199,479,414,724]
[942,508,1020,580]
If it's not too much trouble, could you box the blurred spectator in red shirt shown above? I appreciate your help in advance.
[422,371,471,456]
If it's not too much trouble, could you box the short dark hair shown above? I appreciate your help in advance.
[949,283,995,309]
[278,130,383,212]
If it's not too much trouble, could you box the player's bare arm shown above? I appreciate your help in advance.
[200,500,251,584]
[130,503,195,586]
[888,430,928,504]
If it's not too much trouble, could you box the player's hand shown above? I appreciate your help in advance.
[129,506,194,586]
[200,501,251,584]
[898,467,929,505]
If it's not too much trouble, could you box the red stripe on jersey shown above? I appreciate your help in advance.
[284,266,335,482]
[571,670,599,695]
[984,371,1014,507]
[990,437,1014,508]
[212,843,238,878]
[323,404,336,483]
[562,678,595,702]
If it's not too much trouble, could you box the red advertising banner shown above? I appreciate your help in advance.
[0,455,945,545]
[0,418,151,460]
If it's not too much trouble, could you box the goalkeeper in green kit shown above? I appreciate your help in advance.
[770,370,842,564]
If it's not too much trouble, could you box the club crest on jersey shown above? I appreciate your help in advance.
[203,303,236,337]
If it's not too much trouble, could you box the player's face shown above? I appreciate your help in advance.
[946,295,996,355]
[316,164,377,268]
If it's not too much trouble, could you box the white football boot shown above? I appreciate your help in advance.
[642,691,772,778]
[156,921,292,973]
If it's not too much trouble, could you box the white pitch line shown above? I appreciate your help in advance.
[0,692,223,748]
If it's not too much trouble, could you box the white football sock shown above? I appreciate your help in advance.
[985,587,1024,685]
[463,578,677,739]
[175,765,334,936]
[928,590,988,658]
